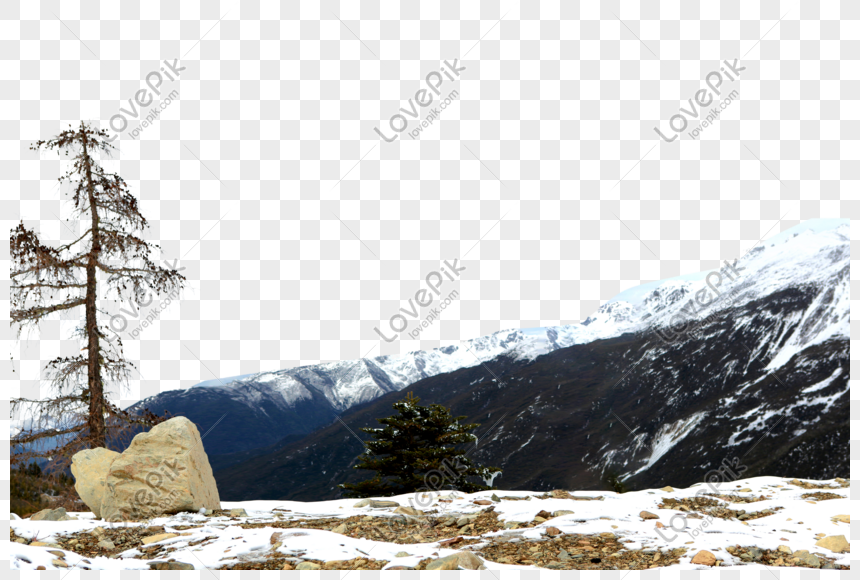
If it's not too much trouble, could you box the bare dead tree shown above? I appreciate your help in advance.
[10,122,184,466]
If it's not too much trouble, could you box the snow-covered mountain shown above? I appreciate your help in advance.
[132,218,849,468]
[188,219,849,409]
[216,219,849,501]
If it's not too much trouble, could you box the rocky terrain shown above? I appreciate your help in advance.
[5,476,850,571]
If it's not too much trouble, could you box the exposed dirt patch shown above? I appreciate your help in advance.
[787,478,848,490]
[534,491,605,501]
[800,492,843,501]
[234,508,502,545]
[224,558,388,571]
[475,533,686,570]
[54,525,167,558]
[703,493,769,504]
[727,545,847,569]
[658,497,782,521]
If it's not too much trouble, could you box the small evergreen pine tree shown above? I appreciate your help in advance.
[340,393,500,498]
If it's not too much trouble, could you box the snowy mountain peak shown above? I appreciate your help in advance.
[173,219,848,415]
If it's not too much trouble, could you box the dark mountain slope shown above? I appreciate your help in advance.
[214,277,848,500]
[129,381,339,465]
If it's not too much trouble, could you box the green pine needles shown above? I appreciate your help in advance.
[340,393,501,498]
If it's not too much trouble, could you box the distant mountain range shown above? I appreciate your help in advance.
[131,219,850,498]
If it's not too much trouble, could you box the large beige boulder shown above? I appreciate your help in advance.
[100,417,220,522]
[71,447,120,518]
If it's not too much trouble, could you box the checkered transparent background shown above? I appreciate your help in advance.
[1,0,857,574]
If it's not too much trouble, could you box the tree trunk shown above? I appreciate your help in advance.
[81,127,105,448]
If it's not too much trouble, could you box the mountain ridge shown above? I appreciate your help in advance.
[129,219,849,473]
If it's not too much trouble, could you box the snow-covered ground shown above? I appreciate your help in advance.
[6,476,850,571]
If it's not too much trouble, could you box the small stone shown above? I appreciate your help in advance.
[738,488,752,492]
[14,538,26,544]
[332,524,347,534]
[373,500,399,508]
[456,552,484,570]
[46,550,65,558]
[491,494,500,502]
[777,545,792,554]
[91,527,106,537]
[395,551,411,558]
[270,532,284,544]
[149,562,195,570]
[534,516,546,523]
[97,540,116,550]
[832,515,849,524]
[36,566,45,570]
[295,562,321,570]
[229,508,248,517]
[815,535,849,553]
[51,559,69,568]
[30,507,68,521]
[473,500,492,505]
[691,550,716,566]
[655,522,665,528]
[640,511,659,520]
[393,506,423,516]
[426,554,460,570]
[552,510,574,517]
[545,527,561,537]
[791,550,821,568]
[660,486,674,492]
[141,533,179,545]
[281,562,294,570]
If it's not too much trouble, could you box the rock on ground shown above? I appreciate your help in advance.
[30,507,72,521]
[100,416,221,522]
[815,535,849,553]
[426,554,460,570]
[141,533,178,545]
[296,562,321,570]
[353,499,399,508]
[149,562,194,570]
[70,447,121,518]
[691,550,717,566]
[393,506,423,516]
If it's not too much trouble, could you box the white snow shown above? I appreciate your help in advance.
[626,412,707,477]
[6,476,850,571]
[801,368,843,394]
